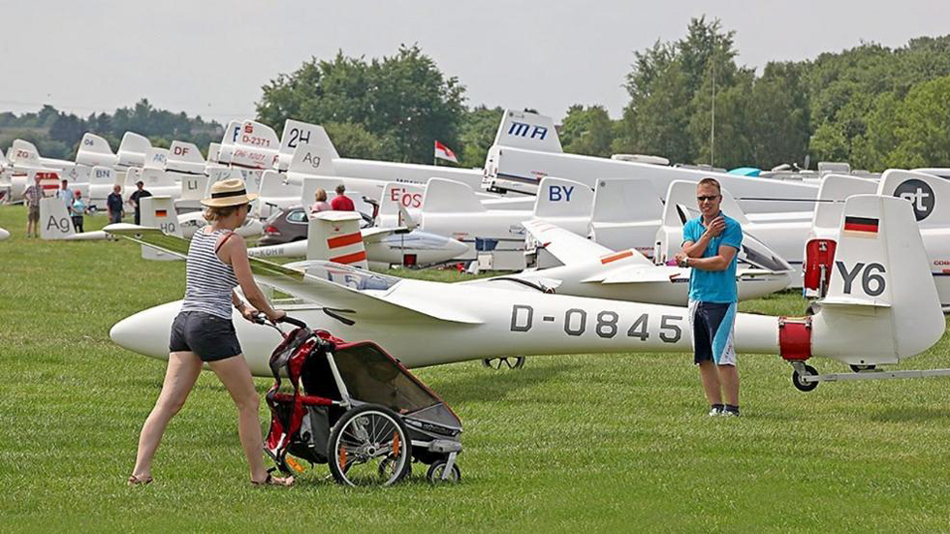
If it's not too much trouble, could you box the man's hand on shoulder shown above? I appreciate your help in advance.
[705,216,726,237]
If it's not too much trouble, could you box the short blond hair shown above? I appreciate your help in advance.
[203,203,245,222]
[697,177,721,193]
[315,188,328,202]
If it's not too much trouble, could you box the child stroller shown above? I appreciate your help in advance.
[261,316,463,486]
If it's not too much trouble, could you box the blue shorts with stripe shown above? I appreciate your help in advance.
[688,301,737,366]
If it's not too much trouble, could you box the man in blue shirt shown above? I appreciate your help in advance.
[674,178,743,417]
[57,179,74,208]
[107,185,124,224]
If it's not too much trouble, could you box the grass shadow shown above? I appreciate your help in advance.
[869,406,950,423]
[430,360,582,403]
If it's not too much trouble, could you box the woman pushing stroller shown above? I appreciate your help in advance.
[128,179,293,487]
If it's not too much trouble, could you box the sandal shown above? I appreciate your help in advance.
[127,475,153,486]
[251,473,294,487]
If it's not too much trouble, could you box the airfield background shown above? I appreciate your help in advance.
[4,14,950,532]
[2,206,950,531]
[3,18,950,174]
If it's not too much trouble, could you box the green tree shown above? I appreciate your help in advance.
[888,75,950,168]
[323,122,385,160]
[749,62,810,168]
[560,104,615,157]
[457,105,503,168]
[618,17,741,165]
[256,45,466,163]
[689,70,754,168]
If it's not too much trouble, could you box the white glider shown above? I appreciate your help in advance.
[108,195,946,393]
[507,219,791,306]
[247,210,469,268]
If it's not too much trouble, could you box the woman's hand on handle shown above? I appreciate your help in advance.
[240,305,260,323]
[266,309,286,323]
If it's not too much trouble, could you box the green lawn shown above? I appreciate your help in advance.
[2,205,950,533]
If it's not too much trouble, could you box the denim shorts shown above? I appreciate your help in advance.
[169,311,242,362]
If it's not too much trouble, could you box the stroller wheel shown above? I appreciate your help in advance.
[426,460,461,484]
[378,457,412,479]
[328,404,411,487]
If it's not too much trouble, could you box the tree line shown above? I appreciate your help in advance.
[0,100,222,160]
[3,18,949,172]
[255,19,950,172]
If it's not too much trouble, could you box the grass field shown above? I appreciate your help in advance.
[3,205,950,533]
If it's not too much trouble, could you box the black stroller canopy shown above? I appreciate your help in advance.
[334,343,462,430]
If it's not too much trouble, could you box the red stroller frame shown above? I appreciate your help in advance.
[262,316,464,486]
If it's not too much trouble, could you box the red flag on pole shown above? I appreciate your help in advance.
[434,140,459,164]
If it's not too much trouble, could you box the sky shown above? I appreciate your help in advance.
[3,0,949,124]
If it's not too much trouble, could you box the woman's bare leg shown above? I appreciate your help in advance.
[208,355,290,484]
[131,351,203,480]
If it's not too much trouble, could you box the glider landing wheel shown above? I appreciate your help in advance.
[426,460,461,484]
[792,364,819,392]
[481,357,526,370]
[850,364,876,373]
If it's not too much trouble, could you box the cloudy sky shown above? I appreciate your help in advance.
[4,0,948,123]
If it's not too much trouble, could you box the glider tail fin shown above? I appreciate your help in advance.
[76,133,116,167]
[140,197,183,261]
[533,177,592,219]
[493,110,562,152]
[810,195,944,363]
[40,196,75,240]
[306,211,368,269]
[422,178,485,214]
[378,182,424,228]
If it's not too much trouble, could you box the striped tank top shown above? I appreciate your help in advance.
[180,228,239,319]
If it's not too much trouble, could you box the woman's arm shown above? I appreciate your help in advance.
[219,234,285,322]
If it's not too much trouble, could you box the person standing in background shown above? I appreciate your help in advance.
[310,188,332,215]
[23,174,42,238]
[57,179,74,209]
[71,190,88,232]
[128,181,152,225]
[107,185,124,224]
[330,184,355,211]
[674,178,743,417]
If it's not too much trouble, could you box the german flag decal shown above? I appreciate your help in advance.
[155,210,168,218]
[844,216,879,234]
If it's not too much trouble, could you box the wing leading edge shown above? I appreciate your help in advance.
[104,224,482,326]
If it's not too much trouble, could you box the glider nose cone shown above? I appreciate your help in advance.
[110,301,180,359]
[446,236,470,258]
[110,315,143,354]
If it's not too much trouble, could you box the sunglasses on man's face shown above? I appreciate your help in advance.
[697,195,720,202]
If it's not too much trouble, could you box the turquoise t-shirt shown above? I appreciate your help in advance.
[682,212,742,303]
[71,199,86,216]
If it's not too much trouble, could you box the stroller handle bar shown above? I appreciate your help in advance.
[253,312,308,330]
[280,315,308,329]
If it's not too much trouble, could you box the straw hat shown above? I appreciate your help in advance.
[201,178,259,207]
